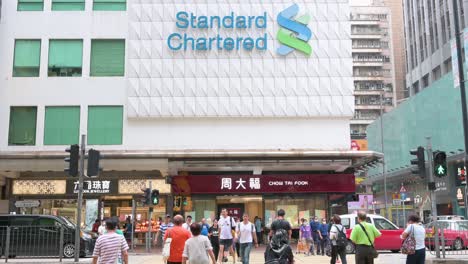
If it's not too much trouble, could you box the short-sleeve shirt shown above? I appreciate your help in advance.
[218,216,236,239]
[164,226,192,262]
[92,232,129,264]
[255,220,262,232]
[404,223,426,250]
[201,223,210,236]
[236,222,255,244]
[330,224,346,246]
[271,219,291,234]
[300,224,312,239]
[350,222,381,246]
[183,235,213,264]
[160,222,174,238]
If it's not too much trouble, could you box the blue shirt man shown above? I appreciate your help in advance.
[318,220,329,238]
[310,217,320,240]
[200,218,210,236]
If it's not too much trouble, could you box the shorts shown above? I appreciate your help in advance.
[220,239,233,248]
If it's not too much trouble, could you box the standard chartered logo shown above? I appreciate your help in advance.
[277,4,312,56]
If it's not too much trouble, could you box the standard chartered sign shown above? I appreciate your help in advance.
[167,4,311,55]
[168,12,268,51]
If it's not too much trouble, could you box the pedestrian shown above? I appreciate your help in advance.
[92,218,129,264]
[350,212,381,264]
[208,219,220,261]
[182,223,217,264]
[236,213,259,264]
[269,209,292,241]
[156,215,174,246]
[401,214,426,264]
[329,215,347,264]
[200,218,210,236]
[123,216,133,243]
[92,219,101,233]
[234,217,241,260]
[310,216,320,255]
[264,229,294,264]
[299,218,313,256]
[183,215,193,231]
[317,218,329,256]
[217,208,237,264]
[98,219,107,236]
[164,215,192,264]
[254,217,263,245]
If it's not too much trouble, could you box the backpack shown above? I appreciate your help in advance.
[264,248,287,264]
[334,225,347,249]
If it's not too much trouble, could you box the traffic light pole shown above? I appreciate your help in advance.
[427,137,440,258]
[74,134,86,262]
[453,0,468,219]
[147,181,152,253]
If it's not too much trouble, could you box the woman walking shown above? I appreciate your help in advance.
[299,218,313,256]
[401,215,426,264]
[182,223,217,264]
[329,215,347,264]
[208,219,220,261]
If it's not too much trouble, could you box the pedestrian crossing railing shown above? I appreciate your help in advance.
[425,222,468,257]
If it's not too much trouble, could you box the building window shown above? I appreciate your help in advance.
[432,66,441,81]
[17,0,43,11]
[93,0,126,11]
[48,40,83,77]
[8,107,37,146]
[52,0,85,11]
[90,39,125,76]
[87,106,123,145]
[13,40,41,77]
[44,106,80,145]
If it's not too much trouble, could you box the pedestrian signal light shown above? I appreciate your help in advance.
[151,189,159,205]
[433,151,447,177]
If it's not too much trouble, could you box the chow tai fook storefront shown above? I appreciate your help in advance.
[171,174,355,229]
[10,177,171,229]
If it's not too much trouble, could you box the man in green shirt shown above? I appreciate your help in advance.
[350,212,381,264]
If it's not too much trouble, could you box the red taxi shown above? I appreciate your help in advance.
[425,220,468,250]
[340,213,403,253]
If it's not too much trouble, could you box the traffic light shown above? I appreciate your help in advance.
[87,149,101,177]
[65,144,79,176]
[141,188,151,205]
[433,151,447,177]
[182,197,188,206]
[410,146,426,178]
[151,189,159,205]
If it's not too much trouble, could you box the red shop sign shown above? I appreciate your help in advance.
[172,174,355,195]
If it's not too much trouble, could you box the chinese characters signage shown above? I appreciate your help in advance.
[66,179,117,195]
[172,174,355,194]
[457,165,467,186]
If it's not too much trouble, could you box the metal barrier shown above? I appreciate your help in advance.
[426,221,468,257]
[0,225,67,262]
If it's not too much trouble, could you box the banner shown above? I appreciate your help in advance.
[172,174,354,195]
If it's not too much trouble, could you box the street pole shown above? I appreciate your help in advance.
[452,0,468,219]
[147,181,153,253]
[74,134,86,262]
[380,91,388,216]
[131,198,136,252]
[427,137,440,258]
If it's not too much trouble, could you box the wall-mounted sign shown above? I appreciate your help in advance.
[15,200,41,208]
[66,179,118,195]
[457,187,465,207]
[172,174,355,194]
[347,195,374,210]
[457,165,467,186]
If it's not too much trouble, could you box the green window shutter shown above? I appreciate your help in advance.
[93,0,126,11]
[52,0,85,11]
[87,106,123,145]
[44,106,80,145]
[13,40,41,77]
[8,107,37,146]
[90,40,125,76]
[48,40,83,77]
[18,0,44,11]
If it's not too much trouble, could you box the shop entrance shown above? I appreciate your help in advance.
[216,196,263,221]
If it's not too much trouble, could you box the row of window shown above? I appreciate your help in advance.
[13,39,125,77]
[18,0,126,11]
[8,106,123,146]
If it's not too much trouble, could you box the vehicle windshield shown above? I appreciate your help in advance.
[60,216,77,228]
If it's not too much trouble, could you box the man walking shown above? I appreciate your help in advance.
[92,218,129,264]
[200,218,210,236]
[218,208,237,264]
[156,215,174,246]
[236,213,258,264]
[350,212,381,264]
[182,215,193,231]
[269,209,292,241]
[310,216,320,255]
[164,215,191,264]
[317,218,329,256]
[254,217,263,244]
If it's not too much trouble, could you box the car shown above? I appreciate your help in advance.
[340,213,403,254]
[0,214,95,258]
[425,220,468,250]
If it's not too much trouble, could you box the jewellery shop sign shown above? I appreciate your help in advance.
[66,179,118,195]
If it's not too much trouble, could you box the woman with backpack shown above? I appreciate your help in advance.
[329,214,347,264]
[264,229,294,264]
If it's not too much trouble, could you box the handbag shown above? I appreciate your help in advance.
[162,229,172,259]
[401,225,416,255]
[358,223,379,259]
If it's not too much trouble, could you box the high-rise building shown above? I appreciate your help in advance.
[404,0,467,96]
[350,1,399,139]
